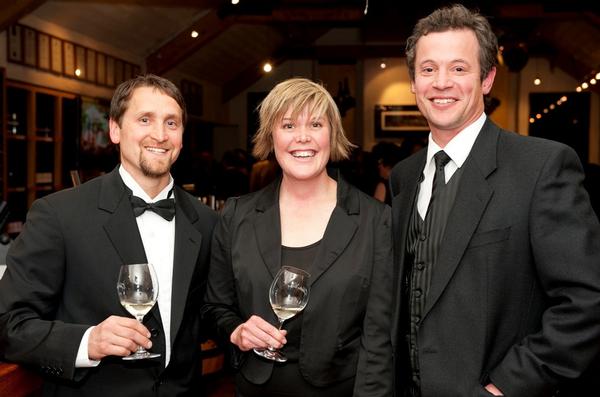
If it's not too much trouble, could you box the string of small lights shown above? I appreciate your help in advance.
[529,69,599,124]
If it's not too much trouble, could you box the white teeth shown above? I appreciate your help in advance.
[146,147,167,153]
[433,98,456,104]
[292,150,315,158]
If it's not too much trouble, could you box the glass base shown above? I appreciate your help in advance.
[253,347,287,362]
[122,350,161,360]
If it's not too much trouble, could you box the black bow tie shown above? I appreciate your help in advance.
[130,194,176,221]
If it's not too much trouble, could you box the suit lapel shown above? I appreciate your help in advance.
[101,168,147,265]
[170,187,203,342]
[422,121,499,320]
[309,177,359,287]
[100,170,203,345]
[100,169,164,328]
[253,182,283,279]
[252,173,359,285]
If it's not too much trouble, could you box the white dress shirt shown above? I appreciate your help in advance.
[76,166,176,367]
[417,113,487,219]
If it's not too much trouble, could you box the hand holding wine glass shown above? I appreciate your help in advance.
[116,263,161,360]
[254,266,310,362]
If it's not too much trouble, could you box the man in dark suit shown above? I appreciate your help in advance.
[0,74,217,396]
[390,5,600,397]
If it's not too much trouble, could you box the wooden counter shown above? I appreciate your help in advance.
[0,341,221,396]
[0,362,42,397]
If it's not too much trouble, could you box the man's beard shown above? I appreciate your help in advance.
[139,155,171,178]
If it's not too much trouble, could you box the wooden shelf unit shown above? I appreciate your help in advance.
[3,80,78,227]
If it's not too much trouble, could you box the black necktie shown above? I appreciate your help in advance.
[432,150,451,193]
[130,193,176,221]
[426,150,451,217]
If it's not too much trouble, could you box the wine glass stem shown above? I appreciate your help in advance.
[135,316,147,352]
[266,320,286,353]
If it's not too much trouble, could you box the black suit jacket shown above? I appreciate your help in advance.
[389,119,600,397]
[203,172,394,396]
[0,167,217,396]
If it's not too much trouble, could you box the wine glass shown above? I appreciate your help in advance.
[254,266,310,362]
[116,263,161,360]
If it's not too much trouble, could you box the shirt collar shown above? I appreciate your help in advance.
[425,112,487,168]
[118,165,174,203]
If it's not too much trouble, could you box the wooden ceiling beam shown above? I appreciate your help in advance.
[50,0,220,6]
[495,4,589,19]
[231,7,364,23]
[146,9,233,76]
[222,43,404,102]
[147,5,364,77]
[549,51,600,95]
[0,0,47,32]
[222,49,287,103]
[222,25,332,102]
[283,44,405,60]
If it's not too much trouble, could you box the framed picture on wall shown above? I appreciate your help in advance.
[75,45,86,79]
[8,25,23,62]
[375,105,429,138]
[63,41,75,76]
[381,110,428,131]
[38,33,50,70]
[114,59,123,84]
[23,27,37,66]
[79,97,118,180]
[86,49,96,82]
[97,53,106,85]
[50,37,62,73]
[106,56,115,86]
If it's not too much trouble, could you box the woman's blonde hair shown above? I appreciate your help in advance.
[252,78,355,162]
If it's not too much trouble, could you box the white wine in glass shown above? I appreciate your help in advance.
[117,263,161,360]
[254,265,310,362]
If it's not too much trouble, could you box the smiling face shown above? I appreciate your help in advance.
[109,86,183,188]
[272,105,331,183]
[411,29,496,144]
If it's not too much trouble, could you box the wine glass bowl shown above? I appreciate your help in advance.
[254,266,310,362]
[117,263,161,360]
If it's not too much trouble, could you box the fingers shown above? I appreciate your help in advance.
[88,315,152,360]
[230,315,287,351]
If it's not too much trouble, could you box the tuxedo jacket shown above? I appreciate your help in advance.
[0,167,217,397]
[389,119,600,397]
[203,172,394,396]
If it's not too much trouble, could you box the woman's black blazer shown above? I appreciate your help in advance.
[203,172,394,396]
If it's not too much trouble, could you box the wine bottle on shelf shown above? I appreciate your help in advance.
[7,113,19,135]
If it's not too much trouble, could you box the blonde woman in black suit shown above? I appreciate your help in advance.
[203,78,394,396]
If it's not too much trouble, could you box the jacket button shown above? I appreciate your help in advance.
[150,328,159,337]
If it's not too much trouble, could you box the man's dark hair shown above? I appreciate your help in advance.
[405,4,498,82]
[109,74,187,127]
